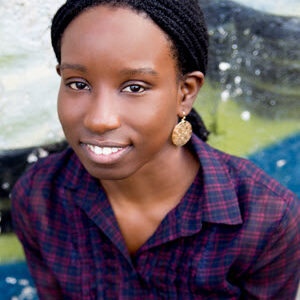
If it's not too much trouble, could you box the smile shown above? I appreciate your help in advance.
[81,142,132,164]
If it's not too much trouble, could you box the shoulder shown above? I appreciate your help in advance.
[219,148,294,195]
[191,135,299,228]
[213,145,300,248]
[193,138,300,281]
[219,148,296,206]
[10,147,85,243]
[28,146,77,178]
[11,147,81,209]
[194,132,297,201]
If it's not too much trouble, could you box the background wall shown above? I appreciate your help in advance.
[0,0,299,299]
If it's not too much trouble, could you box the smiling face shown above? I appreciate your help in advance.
[57,5,194,180]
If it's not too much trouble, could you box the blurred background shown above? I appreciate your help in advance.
[0,0,299,298]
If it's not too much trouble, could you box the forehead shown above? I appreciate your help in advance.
[60,5,176,71]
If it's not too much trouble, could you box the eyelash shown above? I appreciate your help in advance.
[66,81,148,94]
[122,84,146,94]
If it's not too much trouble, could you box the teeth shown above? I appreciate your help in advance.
[87,144,123,156]
[94,146,103,155]
[103,147,112,155]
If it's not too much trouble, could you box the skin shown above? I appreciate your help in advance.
[57,5,204,254]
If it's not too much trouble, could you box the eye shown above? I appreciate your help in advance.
[122,84,145,93]
[68,82,89,91]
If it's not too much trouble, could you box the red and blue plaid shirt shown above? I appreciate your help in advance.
[12,135,300,299]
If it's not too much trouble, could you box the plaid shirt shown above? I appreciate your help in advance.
[11,134,300,299]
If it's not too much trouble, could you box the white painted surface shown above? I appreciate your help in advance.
[233,0,300,16]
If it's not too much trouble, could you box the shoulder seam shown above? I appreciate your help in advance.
[241,174,295,204]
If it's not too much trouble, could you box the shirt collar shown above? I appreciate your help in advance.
[139,134,243,252]
[60,134,243,227]
[189,134,242,225]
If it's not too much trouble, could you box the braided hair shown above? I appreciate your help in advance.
[51,0,210,141]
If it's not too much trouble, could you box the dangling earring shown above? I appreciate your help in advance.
[172,112,192,146]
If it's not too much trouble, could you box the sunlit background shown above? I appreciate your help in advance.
[0,0,299,298]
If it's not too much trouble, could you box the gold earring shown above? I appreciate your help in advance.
[172,112,192,146]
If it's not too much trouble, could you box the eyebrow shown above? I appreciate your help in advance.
[120,68,158,77]
[59,63,87,73]
[59,64,158,77]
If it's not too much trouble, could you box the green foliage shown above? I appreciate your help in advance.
[0,234,25,263]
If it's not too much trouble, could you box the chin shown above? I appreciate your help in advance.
[85,164,138,181]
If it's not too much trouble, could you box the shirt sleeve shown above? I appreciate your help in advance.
[11,168,63,300]
[241,193,300,299]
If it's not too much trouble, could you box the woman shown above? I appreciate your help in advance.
[12,0,300,299]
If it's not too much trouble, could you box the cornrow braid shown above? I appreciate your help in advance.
[187,108,209,142]
[51,0,210,141]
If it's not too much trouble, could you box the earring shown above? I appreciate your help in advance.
[172,112,192,146]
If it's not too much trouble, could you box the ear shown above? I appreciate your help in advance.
[177,71,204,117]
[56,64,61,76]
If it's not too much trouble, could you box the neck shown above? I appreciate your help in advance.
[100,144,199,208]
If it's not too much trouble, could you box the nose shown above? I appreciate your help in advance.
[83,91,121,134]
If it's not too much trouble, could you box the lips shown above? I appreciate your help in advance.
[80,141,132,164]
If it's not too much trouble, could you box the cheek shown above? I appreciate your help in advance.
[57,89,82,136]
[124,94,178,144]
[145,92,178,131]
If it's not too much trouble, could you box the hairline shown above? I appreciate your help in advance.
[57,2,184,81]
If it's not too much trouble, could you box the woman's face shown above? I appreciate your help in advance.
[57,5,185,180]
